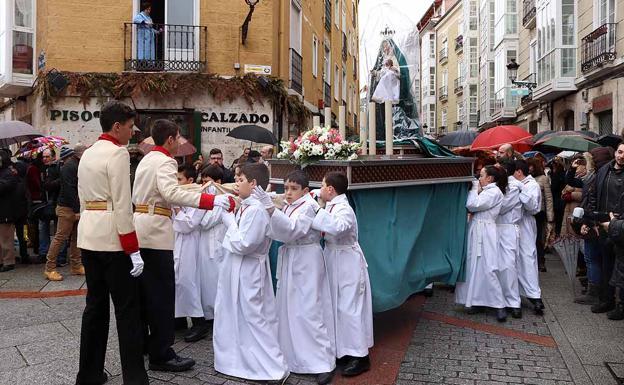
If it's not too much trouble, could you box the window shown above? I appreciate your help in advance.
[597,0,616,27]
[429,67,435,95]
[458,101,464,123]
[341,0,347,32]
[335,0,340,28]
[290,1,302,53]
[342,67,347,102]
[324,44,331,84]
[429,104,436,128]
[429,34,435,58]
[441,108,448,127]
[458,60,464,80]
[312,35,318,77]
[11,0,35,75]
[352,2,356,25]
[469,38,478,77]
[442,69,448,89]
[334,65,339,100]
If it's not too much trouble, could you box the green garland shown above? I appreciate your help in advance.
[36,70,310,128]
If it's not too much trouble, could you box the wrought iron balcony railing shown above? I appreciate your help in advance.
[439,86,448,101]
[290,49,303,94]
[522,0,536,28]
[455,35,463,52]
[325,0,332,32]
[124,23,207,72]
[454,77,464,94]
[439,47,448,63]
[581,23,617,73]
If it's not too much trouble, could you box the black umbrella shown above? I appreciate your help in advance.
[226,125,277,145]
[437,130,478,147]
[0,121,42,148]
[597,133,622,149]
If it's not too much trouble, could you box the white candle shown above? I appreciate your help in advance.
[313,116,321,128]
[385,101,393,156]
[368,102,376,155]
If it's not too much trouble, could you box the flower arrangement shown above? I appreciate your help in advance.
[277,126,361,165]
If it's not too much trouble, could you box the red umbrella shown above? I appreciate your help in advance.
[471,125,533,152]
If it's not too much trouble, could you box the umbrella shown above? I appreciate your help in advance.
[556,150,578,159]
[226,124,277,145]
[533,130,598,146]
[139,136,197,157]
[540,135,600,152]
[438,130,478,147]
[471,125,532,152]
[597,133,622,149]
[0,121,42,148]
[552,235,580,294]
[16,135,69,159]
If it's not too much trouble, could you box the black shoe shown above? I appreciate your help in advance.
[336,355,351,367]
[0,265,15,272]
[529,298,545,315]
[496,308,507,322]
[317,370,335,385]
[510,308,522,319]
[149,355,195,372]
[538,263,547,272]
[342,355,370,377]
[76,372,108,385]
[465,306,481,314]
[606,304,624,320]
[591,302,616,314]
[183,321,211,342]
[174,317,189,331]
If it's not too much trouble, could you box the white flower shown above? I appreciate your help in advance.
[312,144,324,156]
[293,150,302,160]
[348,153,358,160]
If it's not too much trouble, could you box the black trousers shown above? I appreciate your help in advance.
[139,248,176,363]
[535,211,546,267]
[600,240,617,304]
[76,249,148,385]
[14,217,27,258]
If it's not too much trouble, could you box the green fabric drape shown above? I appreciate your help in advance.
[350,182,468,312]
[267,182,469,313]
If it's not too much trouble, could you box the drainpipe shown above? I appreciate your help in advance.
[549,101,554,131]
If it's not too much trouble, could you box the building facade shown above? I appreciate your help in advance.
[0,0,360,163]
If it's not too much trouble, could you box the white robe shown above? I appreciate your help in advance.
[516,175,542,299]
[371,66,400,103]
[455,183,506,309]
[197,185,227,320]
[269,194,335,374]
[495,177,523,308]
[311,194,374,359]
[213,197,288,381]
[173,206,205,318]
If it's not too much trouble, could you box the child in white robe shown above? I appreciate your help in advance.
[172,166,206,337]
[196,165,227,322]
[265,170,335,385]
[455,165,507,322]
[310,171,374,378]
[213,163,289,383]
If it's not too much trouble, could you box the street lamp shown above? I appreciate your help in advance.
[506,58,537,90]
[241,0,260,45]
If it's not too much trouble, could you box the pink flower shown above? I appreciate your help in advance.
[309,135,319,143]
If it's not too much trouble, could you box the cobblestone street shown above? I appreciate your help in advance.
[0,253,622,385]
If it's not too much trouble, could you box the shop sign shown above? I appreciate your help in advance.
[244,64,272,75]
[592,93,613,114]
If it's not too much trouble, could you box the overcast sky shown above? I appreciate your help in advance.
[358,0,432,89]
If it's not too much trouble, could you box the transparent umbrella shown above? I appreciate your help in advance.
[552,234,580,294]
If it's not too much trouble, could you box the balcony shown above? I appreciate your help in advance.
[522,0,536,29]
[492,87,519,121]
[290,49,303,95]
[454,77,464,95]
[324,81,331,109]
[439,86,448,101]
[325,0,332,32]
[124,23,207,72]
[581,23,617,73]
[439,47,448,64]
[455,35,463,53]
[342,32,348,60]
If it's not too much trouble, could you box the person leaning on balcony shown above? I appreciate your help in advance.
[43,144,88,282]
[134,2,162,62]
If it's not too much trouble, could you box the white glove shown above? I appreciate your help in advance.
[129,251,144,278]
[309,189,321,198]
[221,211,236,228]
[252,186,274,210]
[214,194,232,211]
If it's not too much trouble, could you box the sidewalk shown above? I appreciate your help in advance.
[0,253,621,384]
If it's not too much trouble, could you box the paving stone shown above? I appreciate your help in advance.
[0,322,70,349]
[0,346,27,372]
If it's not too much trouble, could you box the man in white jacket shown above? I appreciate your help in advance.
[513,159,545,315]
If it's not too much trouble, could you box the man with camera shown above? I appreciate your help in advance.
[585,143,624,320]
